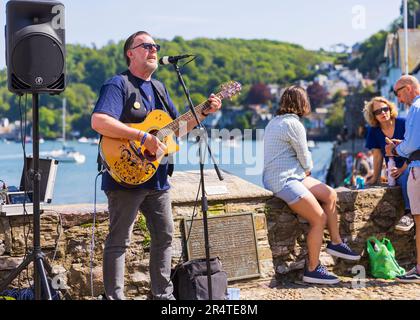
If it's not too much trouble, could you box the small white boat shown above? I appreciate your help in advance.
[44,145,86,164]
[43,98,86,164]
[78,137,89,143]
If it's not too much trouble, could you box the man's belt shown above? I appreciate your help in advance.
[409,150,420,163]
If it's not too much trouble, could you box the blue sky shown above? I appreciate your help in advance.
[0,0,402,69]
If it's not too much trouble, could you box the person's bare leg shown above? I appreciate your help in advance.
[302,176,342,244]
[288,193,327,271]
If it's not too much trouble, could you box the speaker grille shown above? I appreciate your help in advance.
[11,74,31,90]
[11,34,64,91]
[47,74,65,90]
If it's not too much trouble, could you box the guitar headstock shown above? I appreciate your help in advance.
[219,81,242,100]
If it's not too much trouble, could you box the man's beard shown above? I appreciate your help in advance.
[145,60,158,73]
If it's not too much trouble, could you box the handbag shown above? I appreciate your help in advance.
[366,236,406,280]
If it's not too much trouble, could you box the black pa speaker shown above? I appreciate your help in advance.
[5,0,66,95]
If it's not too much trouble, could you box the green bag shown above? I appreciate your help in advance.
[366,237,406,280]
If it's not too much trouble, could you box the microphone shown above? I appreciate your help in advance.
[159,54,194,65]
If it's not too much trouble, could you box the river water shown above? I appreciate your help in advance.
[0,139,333,204]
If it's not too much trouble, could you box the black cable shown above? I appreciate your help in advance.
[90,170,104,298]
[42,208,72,300]
[44,209,63,263]
[181,55,197,68]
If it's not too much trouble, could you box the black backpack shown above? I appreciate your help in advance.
[172,257,228,300]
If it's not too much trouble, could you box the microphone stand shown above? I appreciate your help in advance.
[172,62,223,300]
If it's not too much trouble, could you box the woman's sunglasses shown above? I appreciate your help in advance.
[373,106,390,116]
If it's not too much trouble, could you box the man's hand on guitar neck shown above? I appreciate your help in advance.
[142,132,167,158]
[202,94,222,116]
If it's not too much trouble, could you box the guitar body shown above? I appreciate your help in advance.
[100,110,179,186]
[99,81,241,187]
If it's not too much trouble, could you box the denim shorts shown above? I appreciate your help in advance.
[274,178,311,205]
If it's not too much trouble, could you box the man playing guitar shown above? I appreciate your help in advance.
[91,31,222,300]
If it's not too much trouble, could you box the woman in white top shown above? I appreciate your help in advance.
[263,86,360,285]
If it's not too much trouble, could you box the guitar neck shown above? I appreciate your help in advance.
[159,92,223,138]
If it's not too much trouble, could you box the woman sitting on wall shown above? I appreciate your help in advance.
[363,97,413,232]
[263,85,360,285]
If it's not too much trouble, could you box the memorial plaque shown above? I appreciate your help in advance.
[183,213,260,281]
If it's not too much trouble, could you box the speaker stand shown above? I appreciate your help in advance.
[0,93,53,300]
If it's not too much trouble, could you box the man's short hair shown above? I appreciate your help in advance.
[123,31,151,66]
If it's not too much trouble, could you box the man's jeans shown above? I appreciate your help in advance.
[103,188,175,300]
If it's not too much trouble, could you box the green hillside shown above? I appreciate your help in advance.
[0,37,336,138]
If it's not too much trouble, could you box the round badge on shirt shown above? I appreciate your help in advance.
[133,102,141,110]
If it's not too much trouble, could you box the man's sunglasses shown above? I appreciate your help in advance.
[373,106,390,116]
[131,43,161,52]
[393,85,407,96]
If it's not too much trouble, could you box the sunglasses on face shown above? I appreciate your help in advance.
[373,106,390,116]
[393,85,407,96]
[131,43,161,52]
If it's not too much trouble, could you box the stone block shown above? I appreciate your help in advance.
[0,256,24,271]
[69,264,103,297]
[258,246,273,260]
[267,187,414,278]
[254,214,266,231]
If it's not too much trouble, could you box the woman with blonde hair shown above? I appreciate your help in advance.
[363,96,412,231]
[263,86,360,285]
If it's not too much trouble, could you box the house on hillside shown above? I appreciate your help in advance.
[339,69,364,89]
[379,28,420,114]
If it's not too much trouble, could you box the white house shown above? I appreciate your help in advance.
[380,28,420,115]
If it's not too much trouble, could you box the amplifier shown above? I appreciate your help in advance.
[0,202,44,217]
[20,157,58,204]
[0,157,57,216]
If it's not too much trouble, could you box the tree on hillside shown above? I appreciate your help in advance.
[325,92,345,138]
[349,31,387,78]
[400,0,420,28]
[246,83,272,105]
[306,82,328,110]
[0,38,338,135]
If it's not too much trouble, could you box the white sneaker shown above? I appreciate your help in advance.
[395,214,414,232]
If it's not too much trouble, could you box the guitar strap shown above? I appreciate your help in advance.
[150,79,177,121]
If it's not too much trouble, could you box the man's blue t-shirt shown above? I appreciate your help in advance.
[93,74,180,191]
[365,117,407,168]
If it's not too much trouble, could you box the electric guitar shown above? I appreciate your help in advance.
[99,81,242,186]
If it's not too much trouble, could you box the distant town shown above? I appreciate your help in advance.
[0,26,418,143]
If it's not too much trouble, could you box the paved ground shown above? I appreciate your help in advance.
[235,277,420,300]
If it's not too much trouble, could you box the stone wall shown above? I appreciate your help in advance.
[266,186,416,279]
[0,170,274,300]
[1,170,415,299]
